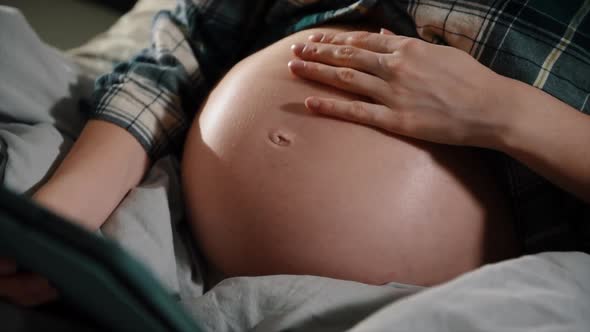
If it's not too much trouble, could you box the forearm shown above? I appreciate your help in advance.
[30,1,205,231]
[490,77,590,203]
[32,120,149,231]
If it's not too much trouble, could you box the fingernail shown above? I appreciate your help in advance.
[290,43,305,55]
[306,98,320,110]
[288,59,305,71]
[308,33,323,42]
[380,28,394,35]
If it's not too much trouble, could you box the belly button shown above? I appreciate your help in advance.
[268,129,293,147]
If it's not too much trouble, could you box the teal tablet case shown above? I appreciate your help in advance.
[0,186,202,332]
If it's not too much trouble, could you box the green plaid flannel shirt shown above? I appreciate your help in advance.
[91,0,590,254]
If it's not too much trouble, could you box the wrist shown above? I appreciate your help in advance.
[477,75,532,152]
[32,178,97,231]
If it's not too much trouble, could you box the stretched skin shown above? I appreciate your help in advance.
[181,26,518,287]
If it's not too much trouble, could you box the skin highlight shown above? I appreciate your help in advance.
[181,25,518,287]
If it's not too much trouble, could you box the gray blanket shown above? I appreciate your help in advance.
[1,6,589,332]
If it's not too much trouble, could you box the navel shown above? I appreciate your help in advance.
[268,129,293,147]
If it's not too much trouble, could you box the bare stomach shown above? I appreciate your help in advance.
[181,26,518,286]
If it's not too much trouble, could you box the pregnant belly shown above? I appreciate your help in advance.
[181,26,518,286]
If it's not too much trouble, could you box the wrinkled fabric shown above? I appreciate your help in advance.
[0,6,91,194]
[178,252,590,331]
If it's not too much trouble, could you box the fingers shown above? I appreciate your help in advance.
[304,97,398,132]
[288,59,390,103]
[0,258,17,275]
[0,273,58,307]
[291,42,389,79]
[308,30,404,53]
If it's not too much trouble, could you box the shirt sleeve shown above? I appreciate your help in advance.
[89,0,265,160]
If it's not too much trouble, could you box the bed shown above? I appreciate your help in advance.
[1,1,589,331]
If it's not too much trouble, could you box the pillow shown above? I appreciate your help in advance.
[67,0,176,78]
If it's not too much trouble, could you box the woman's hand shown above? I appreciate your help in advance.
[0,257,58,307]
[288,29,512,148]
[289,29,590,203]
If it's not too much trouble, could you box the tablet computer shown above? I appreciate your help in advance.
[0,186,201,332]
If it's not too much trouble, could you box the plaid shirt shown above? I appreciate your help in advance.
[91,0,590,254]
